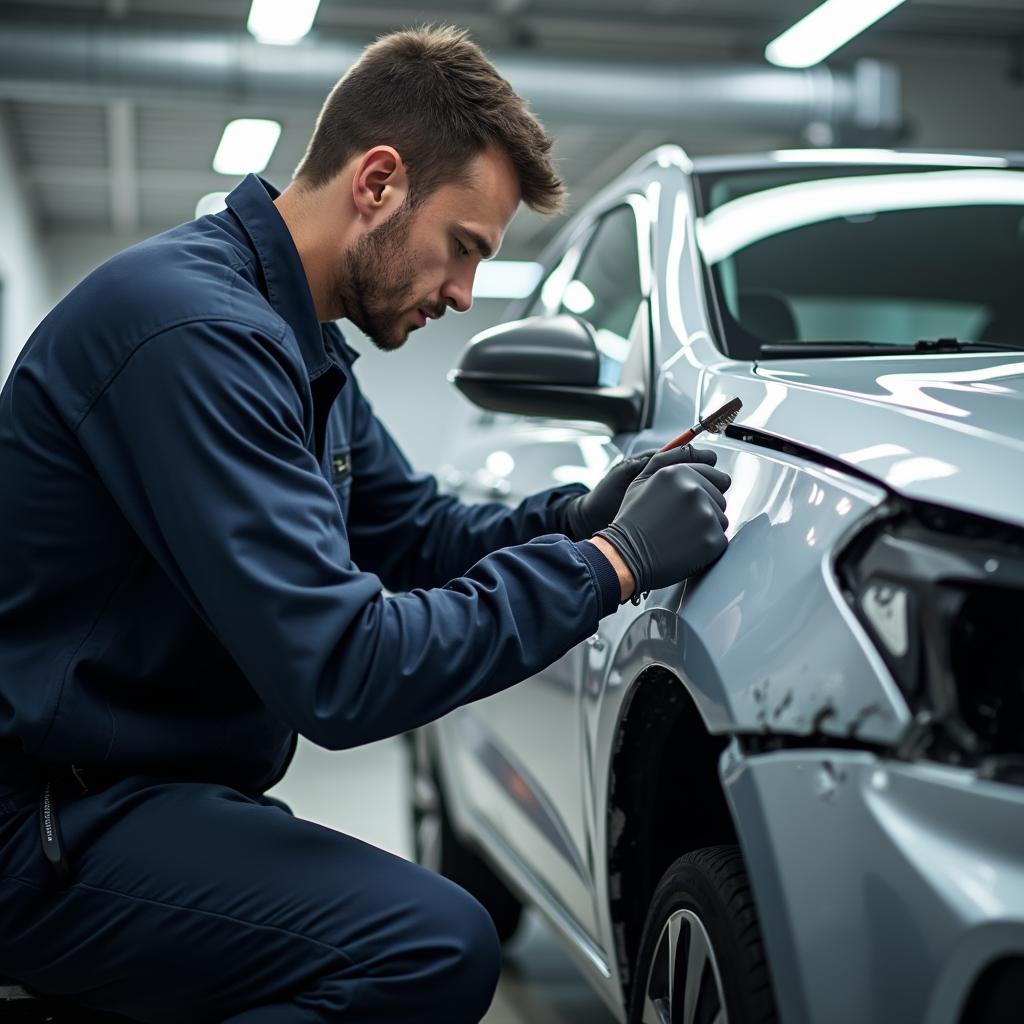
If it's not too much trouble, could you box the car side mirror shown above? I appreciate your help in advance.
[448,315,643,433]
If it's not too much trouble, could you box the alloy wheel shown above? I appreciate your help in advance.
[641,908,728,1024]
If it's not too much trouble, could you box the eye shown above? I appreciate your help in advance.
[455,238,470,257]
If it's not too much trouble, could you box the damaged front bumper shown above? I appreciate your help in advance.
[723,745,1024,1024]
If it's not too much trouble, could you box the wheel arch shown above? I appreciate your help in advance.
[605,665,739,1004]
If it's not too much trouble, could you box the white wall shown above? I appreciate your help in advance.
[0,118,50,382]
[340,300,512,474]
[45,230,151,309]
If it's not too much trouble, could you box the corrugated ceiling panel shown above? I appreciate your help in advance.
[128,0,248,17]
[137,105,235,171]
[10,101,106,169]
[4,0,108,12]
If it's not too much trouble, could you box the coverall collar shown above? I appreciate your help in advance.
[226,174,356,379]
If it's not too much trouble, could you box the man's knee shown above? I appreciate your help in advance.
[423,881,502,1021]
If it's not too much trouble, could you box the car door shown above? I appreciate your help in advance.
[446,197,653,941]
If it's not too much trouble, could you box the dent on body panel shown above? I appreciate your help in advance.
[611,442,910,744]
[689,444,910,742]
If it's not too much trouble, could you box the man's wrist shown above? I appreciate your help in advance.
[586,536,635,602]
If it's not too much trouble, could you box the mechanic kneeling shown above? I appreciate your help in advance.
[0,26,730,1024]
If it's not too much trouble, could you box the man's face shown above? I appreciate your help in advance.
[333,146,520,351]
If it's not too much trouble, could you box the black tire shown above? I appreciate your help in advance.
[407,730,524,944]
[628,845,778,1024]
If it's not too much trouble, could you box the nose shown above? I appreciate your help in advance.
[441,269,474,314]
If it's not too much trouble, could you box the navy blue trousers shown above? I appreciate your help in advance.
[0,778,501,1022]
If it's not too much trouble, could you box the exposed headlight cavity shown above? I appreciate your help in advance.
[859,582,910,658]
[837,503,1024,778]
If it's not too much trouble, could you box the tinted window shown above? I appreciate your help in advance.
[694,164,1024,357]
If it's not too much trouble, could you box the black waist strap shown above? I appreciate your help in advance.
[39,780,71,884]
[37,766,96,886]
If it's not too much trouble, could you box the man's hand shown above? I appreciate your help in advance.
[594,449,732,602]
[560,445,719,540]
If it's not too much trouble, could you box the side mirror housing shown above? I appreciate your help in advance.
[449,315,643,433]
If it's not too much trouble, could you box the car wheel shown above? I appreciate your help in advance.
[408,730,524,944]
[628,846,778,1024]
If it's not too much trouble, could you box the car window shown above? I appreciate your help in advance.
[693,165,1024,358]
[556,205,646,387]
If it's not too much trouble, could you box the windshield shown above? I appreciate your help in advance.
[693,163,1024,359]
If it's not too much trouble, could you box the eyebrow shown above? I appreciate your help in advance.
[459,227,494,261]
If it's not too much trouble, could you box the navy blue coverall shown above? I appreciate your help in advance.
[0,174,620,1022]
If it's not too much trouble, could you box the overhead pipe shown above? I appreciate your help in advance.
[0,19,901,137]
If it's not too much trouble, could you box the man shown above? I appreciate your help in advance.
[0,25,730,1023]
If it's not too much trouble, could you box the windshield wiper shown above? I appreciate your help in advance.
[915,337,1022,353]
[758,337,1023,359]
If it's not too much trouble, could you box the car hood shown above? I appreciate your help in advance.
[700,352,1024,528]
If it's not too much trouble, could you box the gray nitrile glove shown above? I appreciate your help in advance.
[560,445,719,540]
[595,450,731,603]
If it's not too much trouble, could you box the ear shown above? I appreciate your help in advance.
[351,146,408,222]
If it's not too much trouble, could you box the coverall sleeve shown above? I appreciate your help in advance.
[344,379,587,592]
[75,320,620,750]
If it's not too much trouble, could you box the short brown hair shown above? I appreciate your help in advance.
[294,25,566,215]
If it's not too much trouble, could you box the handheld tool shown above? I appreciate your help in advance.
[658,397,743,453]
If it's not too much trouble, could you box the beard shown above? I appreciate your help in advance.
[333,198,431,352]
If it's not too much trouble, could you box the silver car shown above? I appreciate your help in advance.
[408,148,1024,1024]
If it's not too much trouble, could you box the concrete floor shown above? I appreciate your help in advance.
[268,737,619,1024]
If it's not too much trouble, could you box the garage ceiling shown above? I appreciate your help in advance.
[2,0,1024,256]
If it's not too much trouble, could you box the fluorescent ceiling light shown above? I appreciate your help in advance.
[247,0,320,45]
[472,261,543,300]
[698,169,1024,264]
[213,119,281,175]
[765,0,907,68]
[195,191,229,219]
